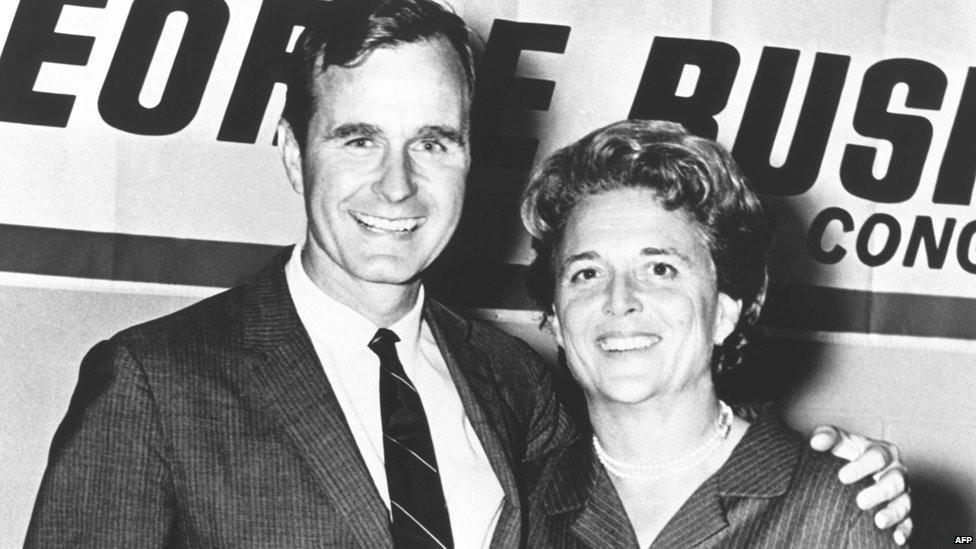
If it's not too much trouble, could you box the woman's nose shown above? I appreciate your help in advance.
[603,275,642,316]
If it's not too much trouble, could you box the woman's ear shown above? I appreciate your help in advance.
[547,308,565,348]
[277,120,304,195]
[713,293,743,344]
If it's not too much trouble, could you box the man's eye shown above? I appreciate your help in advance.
[415,140,448,153]
[346,137,375,148]
[650,262,677,277]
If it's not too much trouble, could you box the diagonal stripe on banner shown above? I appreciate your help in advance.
[0,223,281,287]
[2,223,975,339]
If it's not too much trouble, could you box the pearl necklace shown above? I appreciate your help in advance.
[593,400,734,481]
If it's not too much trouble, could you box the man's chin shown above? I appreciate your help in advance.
[352,258,428,286]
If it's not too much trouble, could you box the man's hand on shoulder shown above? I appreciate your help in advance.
[810,425,912,546]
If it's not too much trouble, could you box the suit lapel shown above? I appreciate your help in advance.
[234,253,392,548]
[544,440,723,549]
[648,475,727,548]
[539,437,639,549]
[571,470,641,549]
[424,301,522,547]
[651,409,799,548]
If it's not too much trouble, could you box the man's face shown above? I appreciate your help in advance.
[280,37,469,296]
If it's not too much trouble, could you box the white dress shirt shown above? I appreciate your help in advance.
[285,245,504,548]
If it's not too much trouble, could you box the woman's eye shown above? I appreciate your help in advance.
[569,268,599,283]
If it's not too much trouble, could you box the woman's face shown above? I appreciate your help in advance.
[550,187,742,407]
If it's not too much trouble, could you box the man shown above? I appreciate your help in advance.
[27,2,566,547]
[26,0,910,547]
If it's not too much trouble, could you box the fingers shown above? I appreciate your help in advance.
[892,516,913,546]
[873,491,911,528]
[809,425,841,452]
[856,465,908,509]
[811,425,912,545]
[839,443,898,484]
[810,425,863,461]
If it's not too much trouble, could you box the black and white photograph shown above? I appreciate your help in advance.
[1,0,973,546]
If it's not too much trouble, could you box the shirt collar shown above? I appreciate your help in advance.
[285,243,425,361]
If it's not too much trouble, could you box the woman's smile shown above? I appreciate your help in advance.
[596,332,661,352]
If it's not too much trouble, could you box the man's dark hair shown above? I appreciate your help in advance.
[282,0,476,147]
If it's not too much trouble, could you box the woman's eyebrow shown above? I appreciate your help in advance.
[640,246,691,263]
[558,251,599,272]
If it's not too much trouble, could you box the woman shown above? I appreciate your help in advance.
[521,120,896,547]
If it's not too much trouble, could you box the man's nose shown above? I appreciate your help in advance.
[373,149,417,203]
[603,275,642,316]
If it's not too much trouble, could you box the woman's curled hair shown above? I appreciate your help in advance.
[520,119,773,375]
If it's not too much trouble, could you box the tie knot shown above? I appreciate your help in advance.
[368,328,401,358]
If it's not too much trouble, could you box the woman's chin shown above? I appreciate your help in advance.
[588,378,664,407]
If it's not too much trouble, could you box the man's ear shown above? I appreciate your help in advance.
[277,120,304,195]
[713,293,743,345]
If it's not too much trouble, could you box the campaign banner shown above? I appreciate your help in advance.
[1,0,974,339]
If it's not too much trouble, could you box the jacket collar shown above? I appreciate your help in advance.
[653,409,800,547]
[716,408,799,498]
[538,434,594,515]
[536,434,639,548]
[539,407,800,548]
[424,300,523,547]
[231,251,523,547]
[233,248,392,548]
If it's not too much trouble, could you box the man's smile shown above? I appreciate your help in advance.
[350,211,425,233]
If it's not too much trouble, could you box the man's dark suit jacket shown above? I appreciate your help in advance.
[26,251,572,547]
[528,407,893,548]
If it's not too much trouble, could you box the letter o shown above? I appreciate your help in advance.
[856,213,901,267]
[957,220,976,274]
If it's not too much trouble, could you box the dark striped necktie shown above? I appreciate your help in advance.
[368,328,453,549]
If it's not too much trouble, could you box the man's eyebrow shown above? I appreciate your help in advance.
[327,123,382,140]
[640,246,691,263]
[418,125,467,146]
